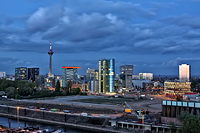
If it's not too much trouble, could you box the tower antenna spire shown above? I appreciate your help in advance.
[50,41,52,49]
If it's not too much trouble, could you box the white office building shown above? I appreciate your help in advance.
[179,64,190,82]
[139,73,153,80]
[132,80,151,88]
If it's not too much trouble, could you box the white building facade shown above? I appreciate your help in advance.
[179,64,190,82]
[139,73,153,80]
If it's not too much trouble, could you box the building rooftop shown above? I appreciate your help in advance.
[62,66,81,69]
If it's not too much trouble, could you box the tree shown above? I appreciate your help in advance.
[5,87,15,98]
[55,80,61,95]
[178,111,200,133]
[184,117,200,133]
[67,80,73,93]
[72,87,81,95]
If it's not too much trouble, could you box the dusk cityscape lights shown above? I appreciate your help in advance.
[0,0,200,132]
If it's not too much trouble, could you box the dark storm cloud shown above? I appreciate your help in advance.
[26,4,64,33]
[0,0,200,64]
[161,15,200,29]
[42,12,124,42]
[162,46,182,54]
[168,57,200,67]
[0,57,33,65]
[66,0,157,19]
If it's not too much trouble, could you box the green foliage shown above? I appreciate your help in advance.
[178,111,200,133]
[80,92,87,95]
[0,79,82,99]
[55,80,60,95]
[38,87,52,97]
[55,91,61,96]
[0,78,53,99]
[191,78,200,92]
[5,87,15,98]
[67,80,72,92]
[71,87,81,95]
[15,94,20,99]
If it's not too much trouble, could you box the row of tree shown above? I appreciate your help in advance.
[55,80,81,96]
[0,79,82,99]
[169,111,200,133]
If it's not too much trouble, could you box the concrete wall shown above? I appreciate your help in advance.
[0,105,106,125]
[161,117,182,125]
[162,105,200,118]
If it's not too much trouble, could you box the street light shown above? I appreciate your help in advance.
[59,103,62,111]
[37,101,39,109]
[17,106,19,128]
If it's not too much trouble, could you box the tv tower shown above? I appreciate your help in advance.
[48,42,54,77]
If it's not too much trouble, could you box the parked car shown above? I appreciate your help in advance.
[50,109,60,112]
[40,108,49,111]
[63,110,74,113]
[28,106,36,109]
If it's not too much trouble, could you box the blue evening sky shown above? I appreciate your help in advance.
[0,0,200,76]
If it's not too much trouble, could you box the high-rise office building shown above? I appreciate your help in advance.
[28,68,39,82]
[139,73,153,80]
[62,66,81,87]
[120,65,133,91]
[98,59,115,93]
[15,67,27,80]
[48,42,54,77]
[179,64,190,82]
[86,68,99,80]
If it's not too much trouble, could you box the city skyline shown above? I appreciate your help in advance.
[0,0,200,76]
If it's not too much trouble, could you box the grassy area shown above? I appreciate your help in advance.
[71,97,145,105]
[0,125,8,129]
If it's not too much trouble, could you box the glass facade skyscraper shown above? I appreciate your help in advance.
[15,67,27,80]
[109,59,115,92]
[86,68,99,80]
[28,68,39,82]
[99,59,115,93]
[62,66,81,87]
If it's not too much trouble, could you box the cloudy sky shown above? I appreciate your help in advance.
[0,0,200,76]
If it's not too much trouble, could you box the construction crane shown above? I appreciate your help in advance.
[123,101,143,121]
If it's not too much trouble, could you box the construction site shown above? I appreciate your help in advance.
[0,95,179,133]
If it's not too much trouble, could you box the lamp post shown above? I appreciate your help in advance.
[17,106,19,128]
[142,115,144,133]
[59,103,62,111]
[37,101,39,109]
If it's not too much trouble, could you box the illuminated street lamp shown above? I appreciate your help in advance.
[60,103,62,111]
[17,106,20,128]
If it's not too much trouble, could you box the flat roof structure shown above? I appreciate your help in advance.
[62,66,81,69]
